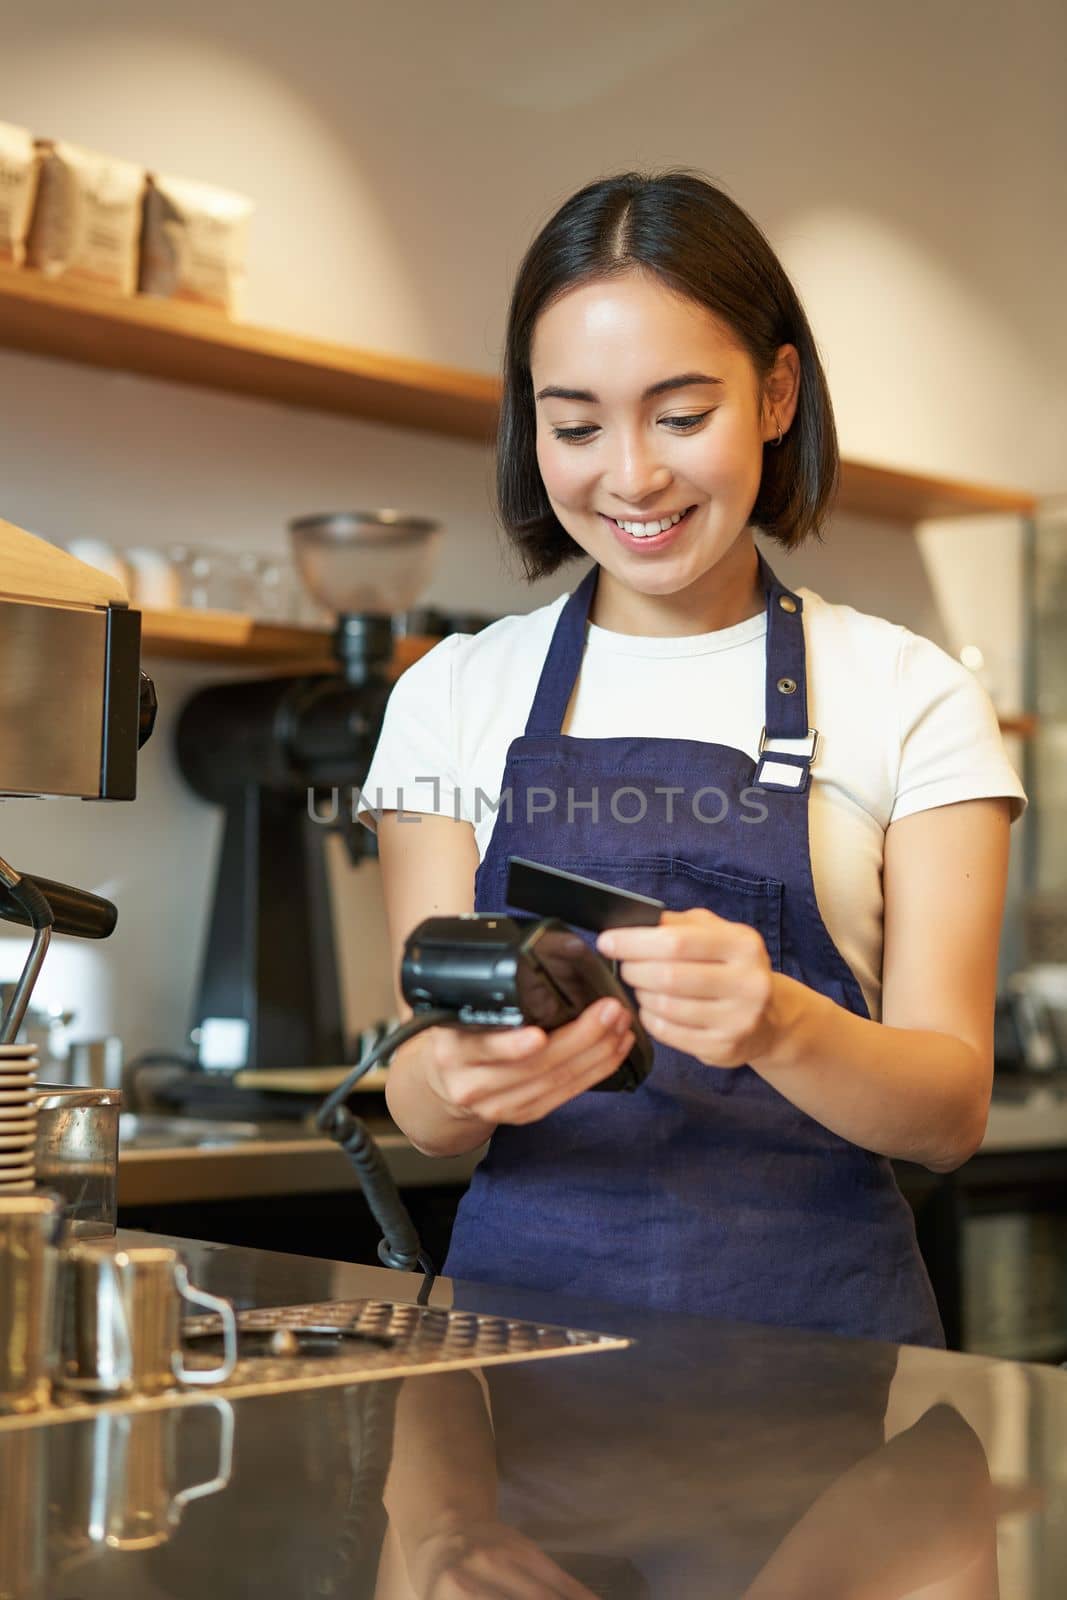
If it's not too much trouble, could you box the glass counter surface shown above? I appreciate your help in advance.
[2,1229,1065,1599]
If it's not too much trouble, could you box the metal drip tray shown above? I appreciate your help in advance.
[0,1300,629,1432]
[180,1298,629,1385]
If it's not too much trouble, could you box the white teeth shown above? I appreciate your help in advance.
[613,509,686,537]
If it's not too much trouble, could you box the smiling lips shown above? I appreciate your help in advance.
[600,505,697,551]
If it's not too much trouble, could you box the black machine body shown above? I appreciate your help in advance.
[400,914,653,1092]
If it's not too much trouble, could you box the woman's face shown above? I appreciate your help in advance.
[530,271,796,614]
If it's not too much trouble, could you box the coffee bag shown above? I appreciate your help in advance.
[0,122,41,268]
[27,139,144,294]
[140,173,253,316]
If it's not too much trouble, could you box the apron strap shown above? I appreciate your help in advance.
[758,548,809,739]
[524,564,599,736]
[755,548,817,793]
[524,552,815,795]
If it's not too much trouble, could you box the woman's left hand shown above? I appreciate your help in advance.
[596,908,782,1069]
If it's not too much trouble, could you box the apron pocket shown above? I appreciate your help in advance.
[553,856,784,973]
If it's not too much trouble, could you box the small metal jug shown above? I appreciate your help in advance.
[58,1243,237,1397]
[0,1191,65,1414]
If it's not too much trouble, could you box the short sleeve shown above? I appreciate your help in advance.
[355,635,464,832]
[889,630,1028,826]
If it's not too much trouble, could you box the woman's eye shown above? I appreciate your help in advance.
[662,412,712,430]
[551,424,598,441]
[550,412,712,444]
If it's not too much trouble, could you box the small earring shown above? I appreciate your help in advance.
[767,414,784,448]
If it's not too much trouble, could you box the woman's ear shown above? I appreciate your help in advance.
[762,344,802,441]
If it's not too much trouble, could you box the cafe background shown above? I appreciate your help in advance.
[0,1,1064,1354]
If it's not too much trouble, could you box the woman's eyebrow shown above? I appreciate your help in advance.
[534,371,725,403]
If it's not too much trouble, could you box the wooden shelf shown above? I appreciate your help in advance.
[141,607,333,667]
[834,460,1036,522]
[0,267,498,443]
[0,268,1038,521]
[140,607,434,677]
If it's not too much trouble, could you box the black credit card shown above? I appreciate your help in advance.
[506,856,664,932]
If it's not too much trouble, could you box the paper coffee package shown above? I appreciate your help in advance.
[0,121,42,266]
[140,174,254,316]
[27,139,145,294]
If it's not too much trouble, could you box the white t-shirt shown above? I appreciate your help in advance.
[358,578,1027,1022]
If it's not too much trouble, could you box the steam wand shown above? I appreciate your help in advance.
[0,855,54,1044]
[0,855,119,1042]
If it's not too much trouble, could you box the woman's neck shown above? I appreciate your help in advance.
[589,536,765,637]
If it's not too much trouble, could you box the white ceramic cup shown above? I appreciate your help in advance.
[123,547,182,609]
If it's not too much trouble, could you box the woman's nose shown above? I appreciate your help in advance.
[603,431,671,506]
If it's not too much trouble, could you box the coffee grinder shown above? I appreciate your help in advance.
[174,512,442,1092]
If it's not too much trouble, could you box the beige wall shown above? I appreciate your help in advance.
[0,0,1057,1060]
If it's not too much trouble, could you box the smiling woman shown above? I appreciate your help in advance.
[360,169,1026,1349]
[528,273,795,634]
[498,173,837,592]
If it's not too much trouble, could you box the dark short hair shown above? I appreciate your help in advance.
[497,169,840,581]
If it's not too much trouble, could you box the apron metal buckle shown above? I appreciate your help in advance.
[758,726,820,765]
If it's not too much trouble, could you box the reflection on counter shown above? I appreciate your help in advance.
[3,1232,1065,1599]
[379,1374,1002,1599]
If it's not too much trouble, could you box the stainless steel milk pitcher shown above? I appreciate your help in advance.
[0,1191,65,1414]
[58,1243,237,1396]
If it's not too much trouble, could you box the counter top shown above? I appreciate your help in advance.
[2,1231,1064,1598]
[116,1076,1067,1208]
[117,1116,480,1205]
[980,1075,1067,1151]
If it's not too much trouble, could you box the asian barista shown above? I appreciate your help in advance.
[358,170,1026,1347]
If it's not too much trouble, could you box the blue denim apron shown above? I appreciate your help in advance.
[443,553,944,1347]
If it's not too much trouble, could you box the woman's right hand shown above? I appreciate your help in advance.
[421,998,636,1128]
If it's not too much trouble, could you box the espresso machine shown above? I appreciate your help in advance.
[0,514,156,1227]
[0,515,154,805]
[173,512,442,1098]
